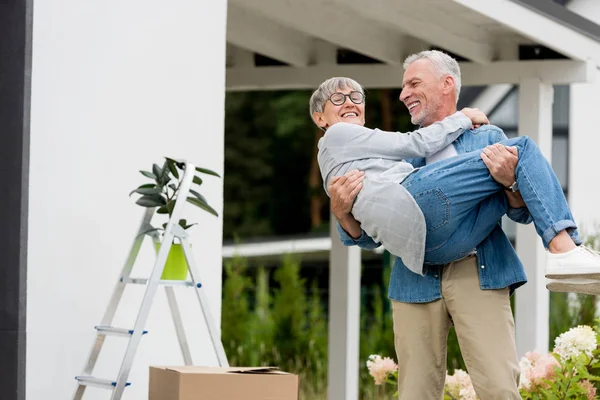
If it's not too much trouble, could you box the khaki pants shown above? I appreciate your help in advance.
[392,255,521,400]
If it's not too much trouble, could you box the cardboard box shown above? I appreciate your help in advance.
[149,366,299,400]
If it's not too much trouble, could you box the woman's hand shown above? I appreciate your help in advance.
[460,107,490,128]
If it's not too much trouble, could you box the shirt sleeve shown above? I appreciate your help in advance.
[337,223,382,250]
[323,111,472,163]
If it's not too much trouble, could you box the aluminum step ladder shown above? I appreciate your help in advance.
[73,161,228,400]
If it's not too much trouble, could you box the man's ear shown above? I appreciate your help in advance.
[442,75,455,95]
[312,112,327,129]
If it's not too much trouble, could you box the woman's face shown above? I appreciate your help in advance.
[312,86,366,130]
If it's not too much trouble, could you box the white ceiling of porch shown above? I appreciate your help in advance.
[225,0,530,67]
[224,0,600,90]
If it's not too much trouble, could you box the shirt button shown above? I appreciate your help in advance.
[481,265,486,269]
[434,274,439,278]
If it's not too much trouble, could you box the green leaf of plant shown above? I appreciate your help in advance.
[195,166,220,177]
[166,159,179,179]
[193,176,203,185]
[137,227,162,237]
[165,157,186,169]
[134,187,163,195]
[187,197,218,216]
[129,183,156,196]
[183,223,197,230]
[136,194,167,207]
[157,200,175,215]
[189,189,207,203]
[152,164,162,180]
[167,200,175,215]
[178,219,187,228]
[168,183,177,191]
[140,170,157,180]
[159,162,171,186]
[160,172,171,187]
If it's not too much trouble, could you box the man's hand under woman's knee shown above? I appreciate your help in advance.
[480,143,526,208]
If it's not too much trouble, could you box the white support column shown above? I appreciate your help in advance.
[515,78,553,356]
[328,213,361,400]
[569,69,600,233]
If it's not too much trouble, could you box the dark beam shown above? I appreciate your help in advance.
[0,1,32,399]
[510,0,600,42]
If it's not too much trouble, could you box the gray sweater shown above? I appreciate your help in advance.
[317,112,472,274]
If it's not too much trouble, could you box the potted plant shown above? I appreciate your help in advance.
[130,157,220,279]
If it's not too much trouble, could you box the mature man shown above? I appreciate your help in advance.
[329,51,528,399]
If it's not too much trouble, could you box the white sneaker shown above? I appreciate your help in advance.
[547,278,600,295]
[545,245,600,280]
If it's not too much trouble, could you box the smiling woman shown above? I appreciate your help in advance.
[312,71,600,294]
[309,77,366,130]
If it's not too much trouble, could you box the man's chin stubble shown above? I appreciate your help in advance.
[411,116,424,126]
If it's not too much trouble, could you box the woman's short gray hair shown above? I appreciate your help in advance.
[403,50,462,102]
[309,77,364,116]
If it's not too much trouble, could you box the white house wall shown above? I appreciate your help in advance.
[569,68,600,235]
[27,1,227,399]
[567,1,600,234]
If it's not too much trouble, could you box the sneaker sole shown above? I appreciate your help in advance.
[546,281,600,295]
[545,272,600,280]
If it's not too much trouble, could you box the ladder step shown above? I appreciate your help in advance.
[95,326,148,337]
[121,277,201,288]
[75,376,131,389]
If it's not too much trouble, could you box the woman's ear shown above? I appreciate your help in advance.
[312,112,327,129]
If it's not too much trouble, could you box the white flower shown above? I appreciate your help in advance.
[445,369,477,399]
[459,385,478,400]
[518,356,533,389]
[366,354,397,385]
[553,325,597,363]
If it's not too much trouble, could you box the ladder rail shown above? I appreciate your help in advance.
[73,208,155,400]
[149,232,194,366]
[110,223,175,398]
[75,161,228,400]
[111,161,196,399]
[164,286,193,365]
[101,207,155,327]
[180,234,229,367]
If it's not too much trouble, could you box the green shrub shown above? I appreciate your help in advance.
[221,240,600,398]
[221,255,253,365]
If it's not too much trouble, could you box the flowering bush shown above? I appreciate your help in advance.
[366,354,398,385]
[444,369,477,400]
[519,325,599,400]
[366,324,600,400]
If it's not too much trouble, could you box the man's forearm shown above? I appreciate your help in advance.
[505,190,526,209]
[336,213,363,239]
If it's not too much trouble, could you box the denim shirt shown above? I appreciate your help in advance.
[337,125,529,303]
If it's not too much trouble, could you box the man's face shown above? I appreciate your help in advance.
[312,86,366,129]
[400,59,447,127]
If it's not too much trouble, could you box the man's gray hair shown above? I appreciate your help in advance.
[309,77,364,116]
[403,50,462,102]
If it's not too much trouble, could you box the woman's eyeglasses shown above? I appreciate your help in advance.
[328,91,365,106]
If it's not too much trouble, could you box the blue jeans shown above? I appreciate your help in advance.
[401,136,581,265]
